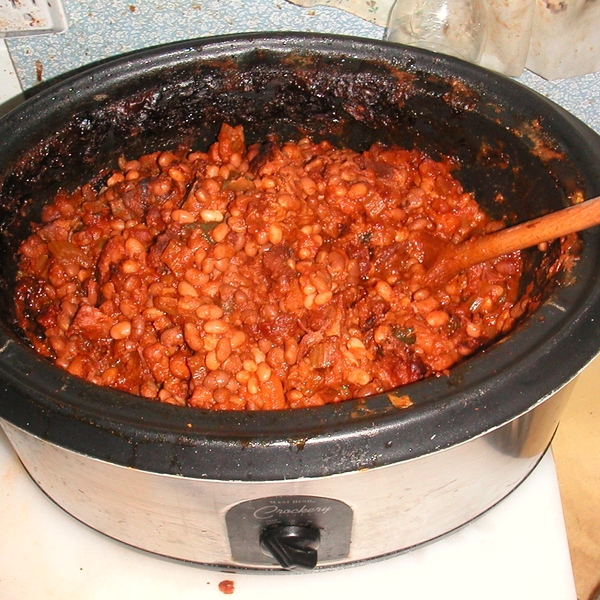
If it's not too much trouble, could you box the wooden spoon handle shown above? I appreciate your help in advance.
[424,195,600,287]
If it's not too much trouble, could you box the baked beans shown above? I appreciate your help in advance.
[15,124,524,410]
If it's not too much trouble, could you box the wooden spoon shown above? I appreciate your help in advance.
[422,194,600,288]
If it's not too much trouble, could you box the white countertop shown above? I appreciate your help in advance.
[0,428,577,600]
[0,40,22,111]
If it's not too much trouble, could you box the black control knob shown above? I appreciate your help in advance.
[259,524,321,571]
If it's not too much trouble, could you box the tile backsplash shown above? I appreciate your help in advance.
[5,0,380,90]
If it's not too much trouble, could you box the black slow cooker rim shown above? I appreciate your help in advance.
[1,32,600,481]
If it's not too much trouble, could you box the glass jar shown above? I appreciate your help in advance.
[385,0,487,64]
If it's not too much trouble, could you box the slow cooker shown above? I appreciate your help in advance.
[0,32,600,571]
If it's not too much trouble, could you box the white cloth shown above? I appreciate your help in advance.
[287,0,600,80]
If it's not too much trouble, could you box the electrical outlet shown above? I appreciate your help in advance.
[0,0,68,37]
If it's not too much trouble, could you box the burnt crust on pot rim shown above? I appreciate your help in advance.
[0,33,600,481]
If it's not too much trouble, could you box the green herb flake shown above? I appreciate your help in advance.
[392,325,416,345]
[359,231,373,244]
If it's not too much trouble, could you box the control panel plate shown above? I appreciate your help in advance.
[226,495,353,567]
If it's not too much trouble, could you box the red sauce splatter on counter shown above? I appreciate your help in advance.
[218,579,235,594]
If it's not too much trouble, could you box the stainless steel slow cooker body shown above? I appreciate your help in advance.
[1,33,600,571]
